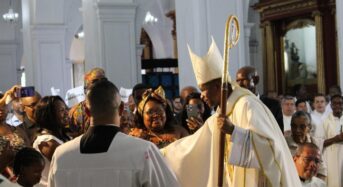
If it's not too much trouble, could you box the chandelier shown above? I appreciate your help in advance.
[2,0,19,23]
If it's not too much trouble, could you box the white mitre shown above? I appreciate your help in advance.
[188,38,223,85]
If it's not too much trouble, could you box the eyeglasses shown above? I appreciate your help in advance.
[144,109,165,116]
[300,156,322,165]
[22,102,37,109]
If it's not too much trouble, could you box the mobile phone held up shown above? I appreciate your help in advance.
[186,104,199,119]
[17,86,35,98]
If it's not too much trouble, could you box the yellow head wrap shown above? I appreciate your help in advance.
[137,86,167,116]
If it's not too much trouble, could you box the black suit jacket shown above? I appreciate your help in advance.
[260,95,284,133]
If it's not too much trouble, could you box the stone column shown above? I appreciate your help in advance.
[82,0,139,88]
[243,22,255,66]
[21,0,72,96]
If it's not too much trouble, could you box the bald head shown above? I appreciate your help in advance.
[236,66,259,94]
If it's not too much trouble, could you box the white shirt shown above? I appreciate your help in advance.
[33,134,64,187]
[0,175,20,187]
[283,114,292,132]
[301,177,326,187]
[48,132,179,187]
[322,113,343,187]
[311,110,330,138]
[6,113,22,127]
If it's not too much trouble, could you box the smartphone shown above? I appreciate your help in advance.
[17,86,35,97]
[186,104,199,119]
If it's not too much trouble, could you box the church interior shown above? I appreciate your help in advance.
[2,1,343,187]
[0,0,341,98]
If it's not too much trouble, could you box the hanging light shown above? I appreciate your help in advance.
[2,0,19,23]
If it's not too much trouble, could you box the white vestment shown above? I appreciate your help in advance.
[48,132,180,187]
[322,113,343,187]
[283,114,292,132]
[33,134,64,187]
[284,133,327,177]
[162,87,301,187]
[311,110,330,138]
[301,177,326,187]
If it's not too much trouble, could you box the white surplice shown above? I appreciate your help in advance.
[322,113,343,187]
[283,114,292,132]
[311,110,330,139]
[301,177,326,187]
[48,132,180,187]
[162,87,301,187]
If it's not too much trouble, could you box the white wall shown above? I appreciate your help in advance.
[0,0,22,92]
[175,0,248,89]
[21,0,81,97]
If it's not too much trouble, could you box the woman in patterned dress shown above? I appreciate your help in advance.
[129,86,188,148]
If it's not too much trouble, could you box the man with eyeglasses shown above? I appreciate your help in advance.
[0,86,40,146]
[68,68,107,136]
[293,143,326,187]
[18,91,41,145]
[285,111,327,181]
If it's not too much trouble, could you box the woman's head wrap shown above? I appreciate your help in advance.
[137,86,167,116]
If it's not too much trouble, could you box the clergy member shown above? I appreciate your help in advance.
[162,38,302,187]
[322,94,343,187]
[48,80,180,187]
[293,143,326,187]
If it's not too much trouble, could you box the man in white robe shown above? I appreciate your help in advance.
[48,80,179,187]
[322,94,343,187]
[293,143,326,187]
[311,94,330,138]
[284,111,326,180]
[281,96,296,133]
[162,38,301,187]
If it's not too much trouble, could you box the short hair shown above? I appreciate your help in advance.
[87,80,120,118]
[132,83,149,94]
[330,94,343,102]
[13,147,44,176]
[291,111,311,128]
[313,93,326,100]
[294,142,319,157]
[132,83,149,105]
[282,95,295,103]
[295,98,307,107]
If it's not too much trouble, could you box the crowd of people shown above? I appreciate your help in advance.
[0,40,342,187]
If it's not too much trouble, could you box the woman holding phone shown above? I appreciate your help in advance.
[181,92,212,134]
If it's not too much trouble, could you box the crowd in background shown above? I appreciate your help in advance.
[0,66,342,187]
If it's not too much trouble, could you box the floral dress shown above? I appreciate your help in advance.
[129,128,177,148]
